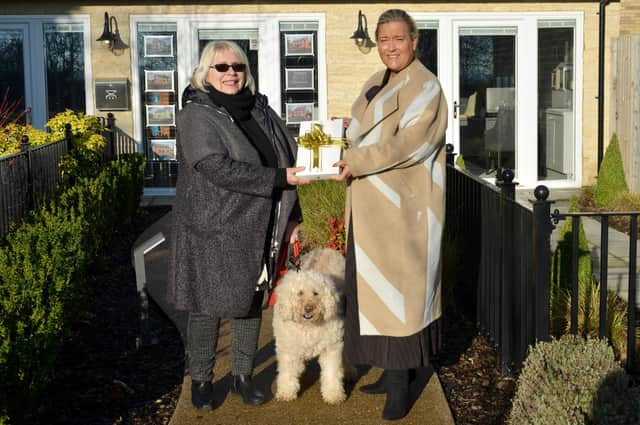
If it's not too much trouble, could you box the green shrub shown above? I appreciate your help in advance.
[0,123,51,157]
[0,153,144,423]
[455,153,466,169]
[47,110,108,182]
[594,134,628,208]
[562,279,637,364]
[297,180,346,250]
[509,335,640,425]
[591,368,640,424]
[550,196,592,336]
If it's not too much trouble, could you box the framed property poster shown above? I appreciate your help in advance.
[150,139,176,161]
[146,105,175,126]
[146,92,174,105]
[145,70,174,92]
[285,68,314,90]
[144,35,174,57]
[284,33,314,56]
[147,126,175,138]
[285,102,314,124]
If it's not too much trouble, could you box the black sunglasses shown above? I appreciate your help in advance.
[210,63,247,73]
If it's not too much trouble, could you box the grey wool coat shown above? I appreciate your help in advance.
[167,87,301,318]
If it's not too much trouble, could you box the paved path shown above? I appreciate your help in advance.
[133,209,455,425]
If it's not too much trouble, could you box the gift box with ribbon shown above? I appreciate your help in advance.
[296,121,347,179]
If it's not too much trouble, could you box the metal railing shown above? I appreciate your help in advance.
[551,210,638,372]
[0,113,137,238]
[446,146,551,373]
[447,143,638,373]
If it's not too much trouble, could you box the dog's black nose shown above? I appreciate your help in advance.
[304,304,314,313]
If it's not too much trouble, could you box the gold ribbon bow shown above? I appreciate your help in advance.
[298,124,347,169]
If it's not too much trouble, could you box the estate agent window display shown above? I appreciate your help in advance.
[137,24,179,186]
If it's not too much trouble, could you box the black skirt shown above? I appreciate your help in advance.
[343,218,441,370]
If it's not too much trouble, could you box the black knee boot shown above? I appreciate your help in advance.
[360,370,387,394]
[382,369,410,420]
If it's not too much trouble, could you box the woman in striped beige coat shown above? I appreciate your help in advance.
[332,9,448,421]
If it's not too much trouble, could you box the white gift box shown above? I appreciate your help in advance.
[295,119,344,180]
[296,145,342,179]
[299,119,345,139]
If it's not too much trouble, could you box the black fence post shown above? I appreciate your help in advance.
[19,134,30,153]
[498,169,517,200]
[599,216,609,338]
[64,123,73,153]
[20,135,33,210]
[446,143,456,166]
[499,169,517,373]
[532,185,552,342]
[107,112,116,159]
[570,217,580,335]
[627,215,637,373]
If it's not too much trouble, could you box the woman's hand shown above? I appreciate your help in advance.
[286,167,310,185]
[286,221,301,244]
[330,160,351,181]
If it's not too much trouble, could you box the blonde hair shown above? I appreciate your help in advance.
[375,9,418,41]
[190,40,256,93]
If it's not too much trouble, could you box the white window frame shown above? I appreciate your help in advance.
[130,13,327,150]
[0,15,94,130]
[412,11,583,189]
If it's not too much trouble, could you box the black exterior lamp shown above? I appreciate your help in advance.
[96,12,129,54]
[350,10,376,50]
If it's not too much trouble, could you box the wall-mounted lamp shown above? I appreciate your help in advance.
[350,10,376,51]
[96,12,128,54]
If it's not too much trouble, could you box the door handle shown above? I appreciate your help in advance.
[453,100,459,119]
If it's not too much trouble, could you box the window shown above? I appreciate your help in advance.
[280,21,319,135]
[0,28,25,120]
[44,23,86,119]
[416,22,438,76]
[137,22,178,187]
[0,16,91,129]
[537,20,575,181]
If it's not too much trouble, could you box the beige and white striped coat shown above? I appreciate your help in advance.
[344,59,448,337]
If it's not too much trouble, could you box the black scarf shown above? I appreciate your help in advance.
[206,85,278,167]
[206,85,255,121]
[365,68,392,103]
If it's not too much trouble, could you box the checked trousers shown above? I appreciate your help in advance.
[187,292,263,382]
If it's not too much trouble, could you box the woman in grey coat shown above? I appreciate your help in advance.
[168,40,308,411]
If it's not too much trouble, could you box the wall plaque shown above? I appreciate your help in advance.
[95,80,130,111]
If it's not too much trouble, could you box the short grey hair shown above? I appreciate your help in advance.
[191,40,256,93]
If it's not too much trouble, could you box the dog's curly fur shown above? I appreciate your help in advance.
[273,248,352,404]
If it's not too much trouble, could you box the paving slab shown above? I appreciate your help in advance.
[134,211,455,425]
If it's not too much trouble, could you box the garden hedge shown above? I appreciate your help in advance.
[0,153,145,424]
[509,335,640,425]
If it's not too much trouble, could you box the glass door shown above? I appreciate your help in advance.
[453,24,517,179]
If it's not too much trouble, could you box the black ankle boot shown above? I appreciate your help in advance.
[231,374,265,405]
[360,370,387,394]
[191,380,214,411]
[382,369,410,420]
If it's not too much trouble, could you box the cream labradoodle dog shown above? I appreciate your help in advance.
[273,247,352,404]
